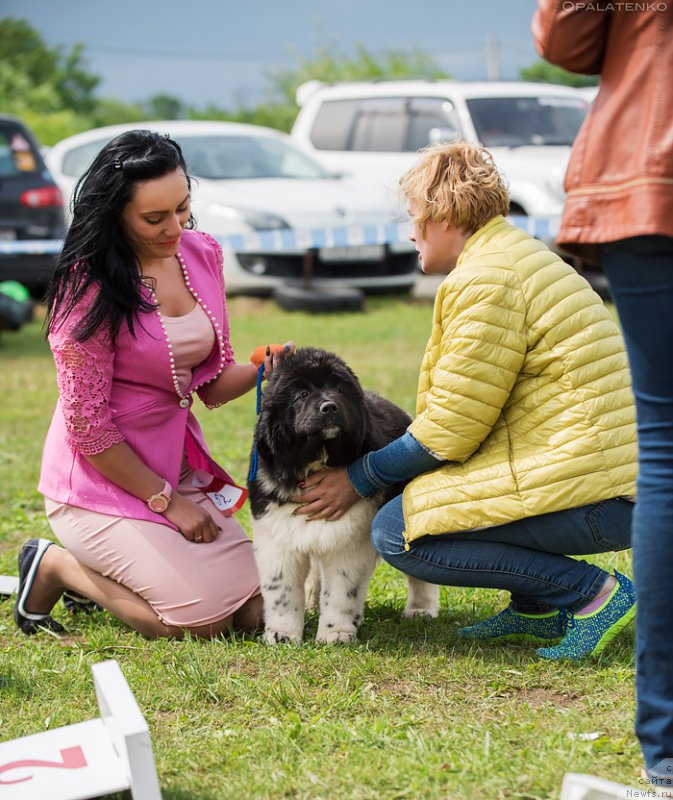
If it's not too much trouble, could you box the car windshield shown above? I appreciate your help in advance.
[179,135,332,180]
[61,139,107,178]
[0,122,42,177]
[60,132,334,181]
[466,95,588,147]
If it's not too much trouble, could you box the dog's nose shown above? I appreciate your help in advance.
[319,400,338,415]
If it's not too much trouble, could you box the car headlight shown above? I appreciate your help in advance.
[208,204,290,231]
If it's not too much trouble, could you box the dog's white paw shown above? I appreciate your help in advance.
[403,579,440,619]
[403,604,439,619]
[264,628,303,645]
[316,628,357,644]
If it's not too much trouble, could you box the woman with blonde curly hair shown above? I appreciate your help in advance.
[294,141,638,661]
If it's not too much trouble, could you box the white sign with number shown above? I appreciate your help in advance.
[0,660,161,800]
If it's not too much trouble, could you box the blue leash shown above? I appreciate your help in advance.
[247,364,265,483]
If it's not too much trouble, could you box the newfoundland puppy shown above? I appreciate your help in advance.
[249,347,439,644]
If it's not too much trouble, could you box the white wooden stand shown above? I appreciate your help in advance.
[561,772,646,799]
[0,660,162,799]
[0,576,18,596]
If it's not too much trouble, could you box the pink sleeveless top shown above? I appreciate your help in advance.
[161,302,216,393]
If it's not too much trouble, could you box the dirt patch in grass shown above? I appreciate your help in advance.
[511,687,582,707]
[230,658,261,677]
[377,679,417,696]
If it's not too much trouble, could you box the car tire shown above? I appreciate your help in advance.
[273,285,365,313]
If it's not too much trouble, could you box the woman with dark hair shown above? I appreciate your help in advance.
[14,129,288,639]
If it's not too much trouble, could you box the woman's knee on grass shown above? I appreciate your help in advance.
[181,595,262,638]
[131,611,234,640]
[233,593,264,633]
[182,615,234,640]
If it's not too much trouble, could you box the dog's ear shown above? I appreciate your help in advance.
[257,398,291,451]
[342,362,363,393]
[255,403,308,490]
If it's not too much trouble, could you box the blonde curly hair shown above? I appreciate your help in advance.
[400,141,510,235]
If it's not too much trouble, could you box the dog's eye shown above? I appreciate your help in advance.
[295,390,310,401]
[335,386,343,394]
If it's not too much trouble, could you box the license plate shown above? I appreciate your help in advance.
[0,229,17,241]
[320,244,385,262]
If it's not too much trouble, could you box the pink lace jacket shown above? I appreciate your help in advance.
[39,229,236,527]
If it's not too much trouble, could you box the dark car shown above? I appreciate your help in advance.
[0,115,65,290]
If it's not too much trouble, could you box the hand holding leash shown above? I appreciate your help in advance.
[293,468,360,521]
[250,341,296,379]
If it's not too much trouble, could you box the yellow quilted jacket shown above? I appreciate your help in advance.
[404,216,637,544]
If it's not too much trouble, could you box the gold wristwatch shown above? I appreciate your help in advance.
[146,480,172,514]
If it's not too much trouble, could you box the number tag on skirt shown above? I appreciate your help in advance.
[191,471,247,516]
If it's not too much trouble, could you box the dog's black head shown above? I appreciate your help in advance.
[253,347,369,483]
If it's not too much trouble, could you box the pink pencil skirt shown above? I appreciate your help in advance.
[44,469,261,628]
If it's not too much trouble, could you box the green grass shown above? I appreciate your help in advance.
[0,298,639,799]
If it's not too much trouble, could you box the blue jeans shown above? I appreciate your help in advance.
[372,494,632,613]
[602,236,673,778]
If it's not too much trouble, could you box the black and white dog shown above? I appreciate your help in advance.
[249,347,439,644]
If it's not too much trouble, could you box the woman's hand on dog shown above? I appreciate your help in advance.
[293,468,360,521]
[164,492,219,543]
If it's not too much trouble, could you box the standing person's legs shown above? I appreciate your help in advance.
[602,236,673,782]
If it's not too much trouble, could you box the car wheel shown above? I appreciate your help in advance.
[273,285,365,313]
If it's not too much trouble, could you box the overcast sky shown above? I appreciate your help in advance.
[5,0,541,108]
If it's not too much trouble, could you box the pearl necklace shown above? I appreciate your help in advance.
[146,251,228,409]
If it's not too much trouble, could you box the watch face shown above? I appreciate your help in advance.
[149,494,169,513]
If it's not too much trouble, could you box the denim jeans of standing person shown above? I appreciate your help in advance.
[602,235,673,784]
[371,494,632,614]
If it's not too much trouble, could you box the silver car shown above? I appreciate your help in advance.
[46,120,418,294]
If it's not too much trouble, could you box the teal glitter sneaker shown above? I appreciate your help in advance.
[537,570,636,660]
[457,606,564,642]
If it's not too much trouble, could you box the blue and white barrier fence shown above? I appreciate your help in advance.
[0,216,561,257]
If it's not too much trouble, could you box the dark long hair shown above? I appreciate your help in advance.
[46,129,194,342]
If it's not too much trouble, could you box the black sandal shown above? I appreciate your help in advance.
[62,590,102,614]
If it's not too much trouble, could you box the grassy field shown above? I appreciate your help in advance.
[0,296,640,799]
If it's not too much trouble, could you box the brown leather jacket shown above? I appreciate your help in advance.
[533,1,673,264]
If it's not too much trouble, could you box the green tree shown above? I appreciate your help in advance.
[0,17,99,113]
[0,60,91,144]
[0,17,101,144]
[187,44,448,133]
[55,42,100,113]
[188,102,298,134]
[262,43,450,130]
[520,59,599,87]
[143,94,186,120]
[89,97,153,129]
[0,18,451,144]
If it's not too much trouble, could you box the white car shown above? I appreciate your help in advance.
[46,120,418,294]
[291,80,590,222]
